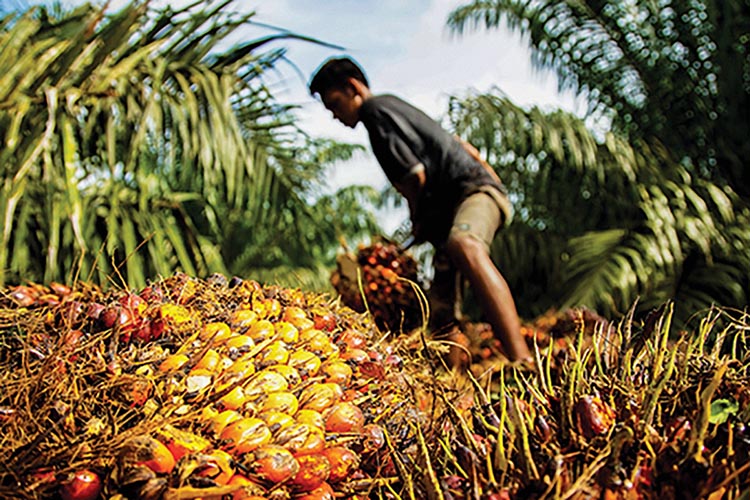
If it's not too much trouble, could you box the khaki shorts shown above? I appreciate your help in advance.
[429,186,512,329]
[449,186,512,251]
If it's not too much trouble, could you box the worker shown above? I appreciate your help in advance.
[309,56,531,364]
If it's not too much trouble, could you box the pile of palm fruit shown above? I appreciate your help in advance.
[0,273,423,500]
[1,270,749,499]
[330,240,423,333]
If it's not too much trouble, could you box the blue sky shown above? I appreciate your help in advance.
[51,0,580,230]
[245,1,581,231]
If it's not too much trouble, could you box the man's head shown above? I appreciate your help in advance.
[309,57,371,128]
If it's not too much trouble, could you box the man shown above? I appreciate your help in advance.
[309,57,531,363]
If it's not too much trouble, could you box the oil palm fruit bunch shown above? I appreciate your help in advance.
[330,239,423,333]
[0,272,422,499]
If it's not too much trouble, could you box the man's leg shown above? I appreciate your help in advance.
[445,234,530,361]
[444,192,531,362]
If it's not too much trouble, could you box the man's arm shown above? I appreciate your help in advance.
[393,163,426,240]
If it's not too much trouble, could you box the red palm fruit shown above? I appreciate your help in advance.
[321,446,360,483]
[312,307,336,331]
[324,402,365,434]
[575,395,616,439]
[59,469,102,500]
[321,361,353,386]
[10,285,37,307]
[290,454,331,492]
[339,348,369,365]
[247,445,300,484]
[360,424,386,453]
[119,292,146,317]
[294,482,335,500]
[220,418,272,454]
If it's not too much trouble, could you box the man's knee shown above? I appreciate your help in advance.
[445,232,486,261]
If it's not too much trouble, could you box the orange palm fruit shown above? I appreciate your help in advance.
[220,418,272,454]
[246,370,289,395]
[300,330,338,359]
[247,444,300,484]
[230,309,258,333]
[157,424,210,462]
[266,364,301,388]
[206,409,243,436]
[275,424,325,456]
[247,319,275,342]
[200,322,232,343]
[181,449,235,486]
[259,391,299,415]
[299,383,340,413]
[217,386,249,411]
[193,349,222,372]
[226,474,266,500]
[320,361,353,386]
[288,350,322,379]
[295,409,326,432]
[158,353,189,373]
[221,357,257,383]
[119,436,176,475]
[255,341,290,368]
[224,334,255,353]
[321,446,359,483]
[295,481,335,500]
[254,298,282,320]
[274,321,299,344]
[282,305,308,325]
[339,348,369,365]
[324,402,365,434]
[290,454,331,492]
[258,410,296,434]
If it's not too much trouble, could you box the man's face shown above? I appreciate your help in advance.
[321,86,362,128]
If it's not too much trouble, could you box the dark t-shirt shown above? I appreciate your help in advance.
[359,94,505,243]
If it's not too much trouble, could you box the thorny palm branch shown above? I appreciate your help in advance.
[445,1,750,326]
[0,1,379,290]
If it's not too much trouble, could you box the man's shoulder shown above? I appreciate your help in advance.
[361,94,415,115]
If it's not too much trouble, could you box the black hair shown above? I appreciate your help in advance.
[309,56,369,96]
